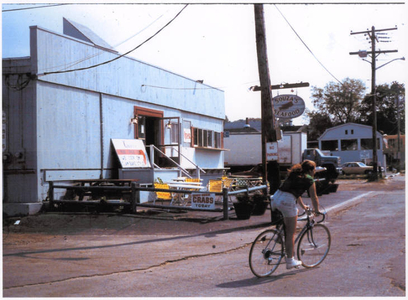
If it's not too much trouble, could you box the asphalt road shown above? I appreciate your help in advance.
[3,175,405,297]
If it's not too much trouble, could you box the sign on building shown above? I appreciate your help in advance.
[273,94,305,119]
[112,139,151,168]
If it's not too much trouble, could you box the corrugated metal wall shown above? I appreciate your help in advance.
[3,24,226,208]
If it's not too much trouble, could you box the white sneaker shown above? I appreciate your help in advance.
[285,257,302,269]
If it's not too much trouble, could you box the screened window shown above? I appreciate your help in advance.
[361,138,380,150]
[192,127,223,149]
[215,132,222,148]
[321,140,338,151]
[341,139,358,151]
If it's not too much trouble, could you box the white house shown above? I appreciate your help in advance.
[3,18,226,216]
[318,123,386,168]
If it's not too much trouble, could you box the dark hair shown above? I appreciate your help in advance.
[301,160,316,173]
[288,160,316,178]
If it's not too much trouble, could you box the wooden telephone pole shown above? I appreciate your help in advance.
[254,4,279,185]
[350,26,398,180]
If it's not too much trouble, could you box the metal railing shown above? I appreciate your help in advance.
[48,181,268,220]
[147,144,206,179]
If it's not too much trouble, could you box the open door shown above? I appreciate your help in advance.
[133,106,180,167]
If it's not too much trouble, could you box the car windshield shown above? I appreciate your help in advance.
[357,162,367,167]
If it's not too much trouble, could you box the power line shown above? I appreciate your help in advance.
[43,10,168,73]
[2,4,68,12]
[39,4,189,76]
[274,4,343,85]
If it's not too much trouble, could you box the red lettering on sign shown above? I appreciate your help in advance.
[116,149,147,164]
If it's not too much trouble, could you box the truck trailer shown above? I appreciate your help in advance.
[224,130,341,194]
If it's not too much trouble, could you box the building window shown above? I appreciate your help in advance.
[351,129,354,134]
[341,139,358,151]
[321,140,338,151]
[215,132,222,148]
[345,130,348,135]
[361,138,380,150]
[192,127,223,149]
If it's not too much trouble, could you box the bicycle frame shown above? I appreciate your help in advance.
[249,209,330,277]
[273,211,322,253]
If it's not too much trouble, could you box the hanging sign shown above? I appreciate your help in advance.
[112,139,151,168]
[273,94,305,119]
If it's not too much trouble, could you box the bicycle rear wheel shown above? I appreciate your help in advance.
[297,224,331,268]
[249,229,284,277]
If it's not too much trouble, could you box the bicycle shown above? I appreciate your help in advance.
[249,208,331,278]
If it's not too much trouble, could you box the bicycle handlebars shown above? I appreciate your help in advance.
[299,208,326,223]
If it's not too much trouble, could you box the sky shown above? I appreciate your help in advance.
[2,1,407,124]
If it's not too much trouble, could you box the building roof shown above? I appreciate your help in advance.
[63,18,116,52]
[318,122,383,141]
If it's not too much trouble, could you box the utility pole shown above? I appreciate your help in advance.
[350,26,398,180]
[254,4,279,186]
[397,94,402,172]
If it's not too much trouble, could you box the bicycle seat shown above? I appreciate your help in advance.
[270,208,283,225]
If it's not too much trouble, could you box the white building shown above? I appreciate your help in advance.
[3,18,226,216]
[318,123,386,168]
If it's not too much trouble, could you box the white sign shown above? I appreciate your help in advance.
[191,193,216,210]
[266,135,292,162]
[273,94,306,119]
[266,142,279,161]
[184,128,191,143]
[112,139,151,168]
[360,150,371,159]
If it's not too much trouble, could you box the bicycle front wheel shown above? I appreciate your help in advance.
[249,229,284,277]
[297,224,331,268]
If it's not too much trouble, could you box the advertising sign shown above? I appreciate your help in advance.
[273,94,305,119]
[112,139,151,168]
[191,193,216,210]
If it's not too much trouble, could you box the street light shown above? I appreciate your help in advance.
[376,57,405,70]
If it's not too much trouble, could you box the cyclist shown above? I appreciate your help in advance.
[270,160,321,269]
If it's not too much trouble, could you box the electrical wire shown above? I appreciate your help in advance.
[274,5,343,86]
[39,10,168,73]
[2,4,68,12]
[39,4,189,76]
[112,12,165,48]
[141,84,218,90]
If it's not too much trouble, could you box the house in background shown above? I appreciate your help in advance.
[3,18,226,216]
[318,123,386,168]
[383,134,405,170]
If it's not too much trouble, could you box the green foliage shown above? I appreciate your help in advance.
[360,81,405,134]
[310,78,366,124]
[308,79,405,137]
[307,110,333,141]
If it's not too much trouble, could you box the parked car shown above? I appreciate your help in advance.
[341,162,383,175]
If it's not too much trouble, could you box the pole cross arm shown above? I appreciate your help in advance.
[250,82,310,91]
[349,50,398,55]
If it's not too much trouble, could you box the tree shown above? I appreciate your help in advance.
[359,81,405,135]
[306,110,333,141]
[310,78,366,124]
